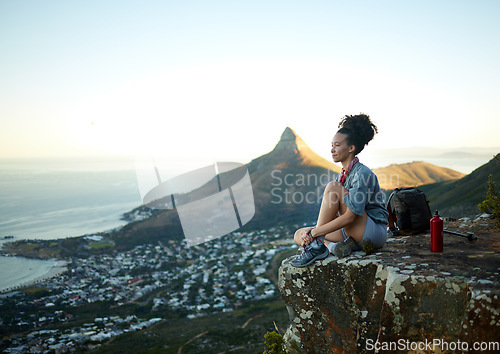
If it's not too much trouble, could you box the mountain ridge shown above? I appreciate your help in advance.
[244,127,340,229]
[115,127,481,249]
[117,127,341,248]
[248,126,341,173]
[372,161,465,190]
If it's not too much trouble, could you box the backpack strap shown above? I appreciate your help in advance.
[386,190,399,235]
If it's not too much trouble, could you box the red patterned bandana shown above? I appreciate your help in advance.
[339,157,359,186]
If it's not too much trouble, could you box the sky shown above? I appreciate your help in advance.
[1,0,499,175]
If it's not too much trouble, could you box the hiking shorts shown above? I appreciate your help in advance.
[341,216,387,248]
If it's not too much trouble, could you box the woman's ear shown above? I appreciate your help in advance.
[348,145,356,154]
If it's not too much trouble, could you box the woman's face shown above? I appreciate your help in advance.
[331,133,355,163]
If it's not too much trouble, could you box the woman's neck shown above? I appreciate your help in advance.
[341,155,356,170]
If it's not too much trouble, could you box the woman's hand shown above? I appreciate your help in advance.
[301,227,316,246]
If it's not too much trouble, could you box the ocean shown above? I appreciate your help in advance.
[0,161,141,240]
[0,159,142,292]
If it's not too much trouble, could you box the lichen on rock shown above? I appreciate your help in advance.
[278,231,500,353]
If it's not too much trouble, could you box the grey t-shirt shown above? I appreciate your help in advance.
[337,162,388,225]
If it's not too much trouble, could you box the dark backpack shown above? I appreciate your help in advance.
[387,188,432,235]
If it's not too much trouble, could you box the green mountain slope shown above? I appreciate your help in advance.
[419,154,500,218]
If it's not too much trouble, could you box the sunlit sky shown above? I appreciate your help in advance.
[1,0,499,174]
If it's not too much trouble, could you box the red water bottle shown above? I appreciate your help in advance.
[430,210,443,252]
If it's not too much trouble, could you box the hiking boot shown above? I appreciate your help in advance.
[333,236,361,258]
[291,241,329,268]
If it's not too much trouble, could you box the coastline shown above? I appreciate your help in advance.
[0,258,68,294]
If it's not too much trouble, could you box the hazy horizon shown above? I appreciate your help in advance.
[1,140,497,175]
[1,1,499,166]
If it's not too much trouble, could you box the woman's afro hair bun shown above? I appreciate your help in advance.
[337,113,378,154]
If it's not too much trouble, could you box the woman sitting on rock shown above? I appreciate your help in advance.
[291,114,388,267]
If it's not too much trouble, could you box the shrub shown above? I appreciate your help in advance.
[478,174,500,227]
[263,331,286,354]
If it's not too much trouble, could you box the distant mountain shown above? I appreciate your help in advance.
[113,127,340,249]
[373,161,465,190]
[244,127,340,228]
[438,151,477,158]
[113,128,488,249]
[248,127,340,173]
[419,154,500,218]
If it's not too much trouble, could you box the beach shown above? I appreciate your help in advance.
[0,257,68,293]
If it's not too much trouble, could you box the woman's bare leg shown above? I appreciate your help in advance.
[293,182,345,246]
[315,181,368,245]
[316,182,346,246]
[293,181,368,246]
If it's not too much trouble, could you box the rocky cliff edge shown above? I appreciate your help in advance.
[278,223,499,353]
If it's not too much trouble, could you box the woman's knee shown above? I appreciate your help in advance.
[324,181,347,205]
[325,181,347,196]
[325,181,341,193]
[294,228,303,245]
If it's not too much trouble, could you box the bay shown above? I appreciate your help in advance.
[0,160,143,292]
[0,256,59,293]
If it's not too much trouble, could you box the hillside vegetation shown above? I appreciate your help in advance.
[420,154,500,218]
[373,161,465,190]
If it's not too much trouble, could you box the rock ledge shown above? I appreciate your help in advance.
[278,230,499,353]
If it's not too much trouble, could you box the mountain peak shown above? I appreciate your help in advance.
[260,127,340,172]
[280,126,297,140]
[274,127,308,152]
